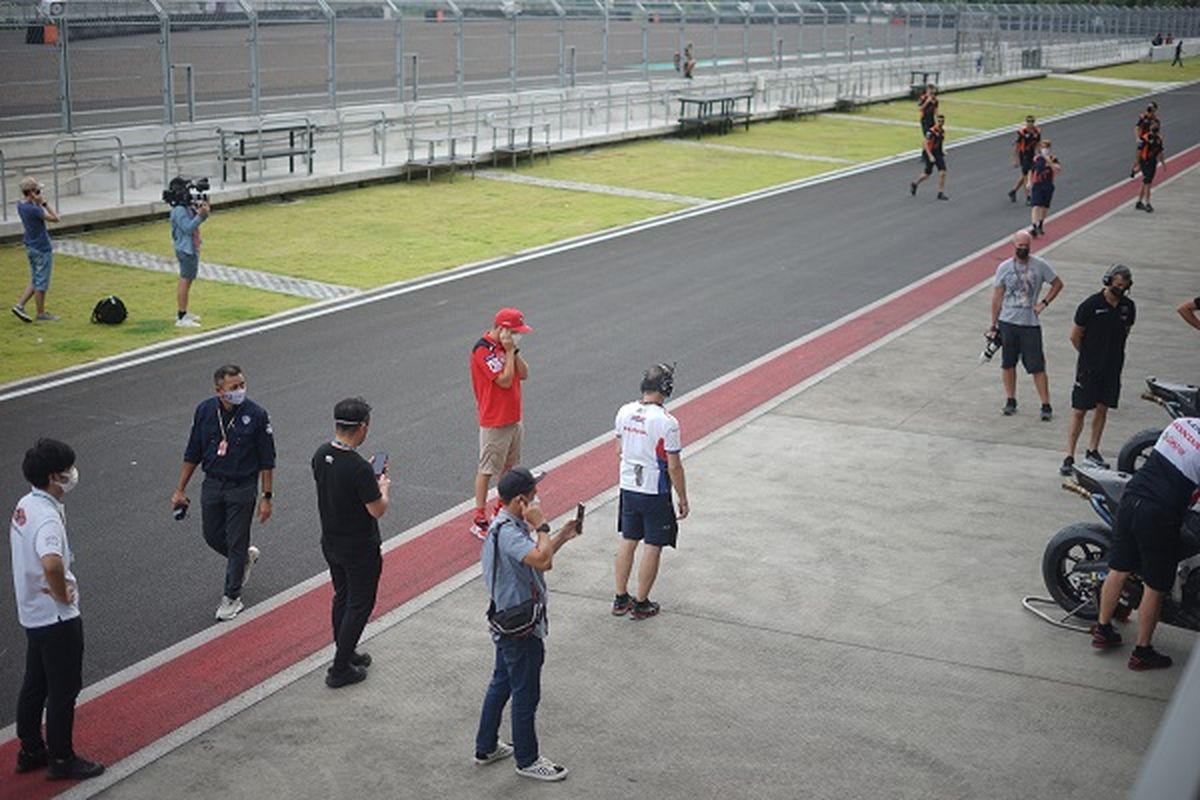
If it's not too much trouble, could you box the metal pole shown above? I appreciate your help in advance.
[186,65,195,122]
[395,9,404,103]
[249,14,260,115]
[160,17,173,125]
[569,45,576,87]
[446,0,463,96]
[328,11,337,108]
[58,18,72,132]
[597,1,608,82]
[742,10,750,71]
[554,1,566,89]
[641,12,649,80]
[509,13,518,93]
[412,53,419,101]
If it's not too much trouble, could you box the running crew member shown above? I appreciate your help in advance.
[1009,115,1040,204]
[1090,418,1200,670]
[1028,139,1060,237]
[910,114,948,200]
[1135,124,1165,213]
[917,84,938,135]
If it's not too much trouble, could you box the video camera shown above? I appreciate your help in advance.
[163,177,210,207]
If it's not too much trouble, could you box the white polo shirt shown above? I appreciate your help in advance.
[10,488,80,629]
[615,400,682,496]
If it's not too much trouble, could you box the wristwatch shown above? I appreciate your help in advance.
[261,491,273,500]
[536,523,551,534]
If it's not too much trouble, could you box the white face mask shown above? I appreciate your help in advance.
[1039,148,1051,157]
[57,466,79,494]
[512,333,524,346]
[222,388,247,406]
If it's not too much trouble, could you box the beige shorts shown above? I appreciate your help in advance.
[478,422,523,475]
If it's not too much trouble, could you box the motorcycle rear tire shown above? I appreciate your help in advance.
[1042,522,1112,620]
[1117,427,1163,474]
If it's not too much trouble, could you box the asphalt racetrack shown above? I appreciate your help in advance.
[1,85,1198,725]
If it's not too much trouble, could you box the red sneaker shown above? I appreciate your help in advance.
[1090,623,1122,650]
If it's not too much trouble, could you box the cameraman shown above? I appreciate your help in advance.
[167,177,210,329]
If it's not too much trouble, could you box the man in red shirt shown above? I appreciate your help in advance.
[469,308,532,538]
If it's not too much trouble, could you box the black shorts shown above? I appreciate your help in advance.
[921,151,946,174]
[1109,495,1183,592]
[1030,182,1054,208]
[1140,160,1157,185]
[618,489,678,548]
[998,321,1046,373]
[1071,369,1121,410]
[1018,156,1034,175]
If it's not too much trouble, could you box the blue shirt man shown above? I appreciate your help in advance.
[172,364,275,621]
[166,177,210,327]
[474,467,578,782]
[12,176,61,324]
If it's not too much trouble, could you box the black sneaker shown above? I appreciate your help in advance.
[909,182,917,196]
[1030,225,1040,237]
[631,599,660,620]
[48,756,105,781]
[1135,200,1145,210]
[350,651,372,669]
[936,192,949,201]
[1144,203,1154,213]
[11,305,32,323]
[1040,404,1053,422]
[1036,223,1044,235]
[1130,169,1137,179]
[1059,456,1075,477]
[1091,622,1122,650]
[612,593,634,616]
[1003,398,1017,416]
[1129,645,1172,671]
[1084,449,1110,469]
[15,747,48,773]
[325,663,368,688]
[1008,189,1017,203]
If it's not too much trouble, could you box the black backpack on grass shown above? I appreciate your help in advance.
[91,296,127,325]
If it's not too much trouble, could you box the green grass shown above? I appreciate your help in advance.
[83,181,683,288]
[699,117,923,161]
[1081,59,1200,83]
[0,248,304,384]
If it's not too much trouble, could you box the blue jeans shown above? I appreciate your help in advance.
[475,635,544,769]
[27,247,52,291]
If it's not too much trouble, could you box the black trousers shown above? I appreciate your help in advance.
[201,476,257,599]
[16,616,84,760]
[323,543,382,671]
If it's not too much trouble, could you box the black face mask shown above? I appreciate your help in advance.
[1109,285,1128,297]
[1015,247,1030,260]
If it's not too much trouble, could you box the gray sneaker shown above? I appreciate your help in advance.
[12,305,32,323]
[516,756,568,782]
[474,741,514,765]
[215,595,244,621]
[35,312,59,322]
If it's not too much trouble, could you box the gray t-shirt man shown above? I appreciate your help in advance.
[995,255,1057,327]
[481,508,547,639]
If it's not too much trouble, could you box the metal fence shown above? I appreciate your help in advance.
[2,1,1198,135]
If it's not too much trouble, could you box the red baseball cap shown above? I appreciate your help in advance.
[494,307,532,333]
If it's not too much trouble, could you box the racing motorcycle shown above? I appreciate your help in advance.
[1042,463,1200,630]
[1116,376,1200,473]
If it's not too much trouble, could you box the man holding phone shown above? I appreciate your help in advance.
[311,397,390,688]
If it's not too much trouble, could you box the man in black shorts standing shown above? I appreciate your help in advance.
[311,397,391,688]
[1135,123,1165,213]
[1061,265,1135,476]
[910,114,948,201]
[1090,418,1200,670]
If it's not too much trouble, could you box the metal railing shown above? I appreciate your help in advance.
[52,135,125,207]
[217,115,315,186]
[162,124,223,190]
[337,109,390,171]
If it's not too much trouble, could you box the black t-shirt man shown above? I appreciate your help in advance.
[1073,290,1136,377]
[311,442,382,558]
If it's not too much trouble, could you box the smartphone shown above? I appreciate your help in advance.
[173,501,189,521]
[574,502,585,535]
[371,452,388,476]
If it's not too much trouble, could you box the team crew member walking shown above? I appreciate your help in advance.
[612,364,690,620]
[1129,103,1158,179]
[1135,124,1165,213]
[989,230,1064,421]
[12,176,61,324]
[1028,139,1060,237]
[10,439,104,780]
[1089,418,1200,670]
[470,308,531,539]
[172,364,276,621]
[1008,116,1040,204]
[910,114,948,200]
[473,467,578,782]
[1061,265,1135,476]
[312,398,390,689]
[917,84,938,134]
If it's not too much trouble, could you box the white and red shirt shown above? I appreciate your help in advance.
[1128,418,1200,512]
[10,488,80,629]
[470,333,523,428]
[615,401,682,496]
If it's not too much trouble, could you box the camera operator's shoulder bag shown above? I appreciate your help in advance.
[485,519,545,639]
[91,295,127,325]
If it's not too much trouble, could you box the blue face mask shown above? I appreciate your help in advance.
[223,388,247,406]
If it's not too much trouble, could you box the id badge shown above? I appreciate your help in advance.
[217,440,228,457]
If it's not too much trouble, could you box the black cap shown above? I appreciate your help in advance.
[497,466,544,502]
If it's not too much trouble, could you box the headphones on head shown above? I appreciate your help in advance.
[641,362,676,398]
[1102,264,1132,288]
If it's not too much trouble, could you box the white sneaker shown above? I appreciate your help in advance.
[183,312,202,322]
[175,316,201,328]
[215,595,244,621]
[243,545,260,586]
[474,741,514,765]
[515,756,568,782]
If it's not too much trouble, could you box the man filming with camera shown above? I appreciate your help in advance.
[166,177,210,329]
